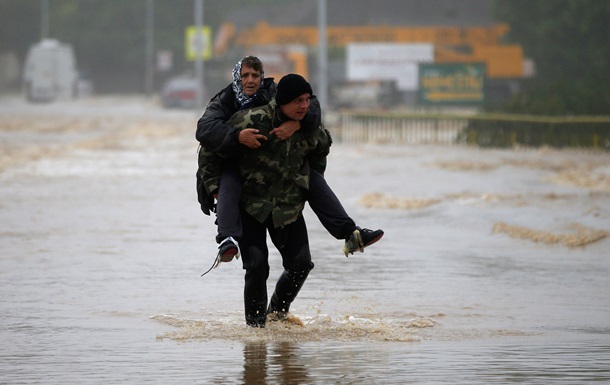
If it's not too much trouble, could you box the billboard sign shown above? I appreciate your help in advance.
[418,63,486,105]
[347,43,433,91]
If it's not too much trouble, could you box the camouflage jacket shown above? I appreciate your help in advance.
[195,80,322,215]
[225,98,331,227]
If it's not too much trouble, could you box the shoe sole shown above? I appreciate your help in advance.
[363,232,384,249]
[219,247,239,263]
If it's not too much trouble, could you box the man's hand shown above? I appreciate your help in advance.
[239,128,267,149]
[270,120,300,140]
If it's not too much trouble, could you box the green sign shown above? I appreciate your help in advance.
[419,63,486,105]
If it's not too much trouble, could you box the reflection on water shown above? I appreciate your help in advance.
[242,342,310,385]
[239,338,610,384]
[1,97,610,384]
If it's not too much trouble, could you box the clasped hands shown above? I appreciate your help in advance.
[238,120,300,149]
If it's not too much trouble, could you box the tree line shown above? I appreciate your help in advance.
[493,0,609,115]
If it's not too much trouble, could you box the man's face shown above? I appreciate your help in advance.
[279,93,311,121]
[240,65,261,96]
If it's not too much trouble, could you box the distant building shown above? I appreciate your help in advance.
[213,0,522,107]
[227,0,494,28]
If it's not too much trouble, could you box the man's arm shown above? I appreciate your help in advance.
[270,120,300,140]
[308,125,332,176]
[195,92,242,154]
[196,90,267,153]
[220,106,270,157]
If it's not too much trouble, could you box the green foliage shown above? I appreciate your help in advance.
[504,76,610,116]
[493,0,610,115]
[460,116,610,149]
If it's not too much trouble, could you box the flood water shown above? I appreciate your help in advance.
[1,96,609,384]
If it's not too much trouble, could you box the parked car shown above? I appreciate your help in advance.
[161,75,200,108]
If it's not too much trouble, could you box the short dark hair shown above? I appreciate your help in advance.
[241,56,263,73]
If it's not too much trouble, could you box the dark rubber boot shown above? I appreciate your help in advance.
[267,269,310,319]
[245,299,267,327]
[244,270,268,327]
[244,294,267,327]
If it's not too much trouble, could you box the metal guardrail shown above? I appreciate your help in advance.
[332,112,470,144]
[330,111,610,149]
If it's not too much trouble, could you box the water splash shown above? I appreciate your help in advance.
[493,222,610,247]
[151,312,431,343]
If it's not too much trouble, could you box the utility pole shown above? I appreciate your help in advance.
[145,0,155,97]
[317,0,328,113]
[194,0,205,109]
[41,0,49,40]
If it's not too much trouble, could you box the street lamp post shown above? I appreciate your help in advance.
[41,0,49,39]
[317,0,328,113]
[145,0,155,97]
[194,0,205,109]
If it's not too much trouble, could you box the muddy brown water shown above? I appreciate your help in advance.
[1,96,609,384]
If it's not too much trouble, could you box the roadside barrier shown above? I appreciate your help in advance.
[332,111,610,149]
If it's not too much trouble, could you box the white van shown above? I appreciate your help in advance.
[23,39,78,102]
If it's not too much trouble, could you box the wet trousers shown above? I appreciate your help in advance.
[216,166,356,243]
[240,210,314,327]
[215,163,242,243]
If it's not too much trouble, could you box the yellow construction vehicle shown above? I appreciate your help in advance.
[214,21,525,80]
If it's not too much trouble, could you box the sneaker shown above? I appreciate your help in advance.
[343,227,384,256]
[217,236,240,263]
[200,237,241,277]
